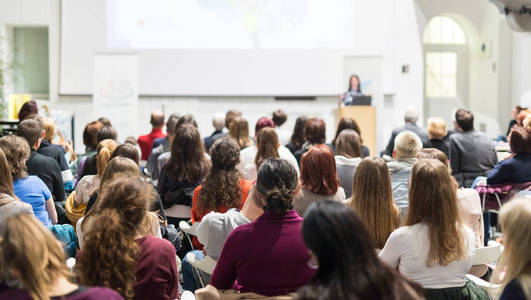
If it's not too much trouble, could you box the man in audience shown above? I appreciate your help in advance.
[147,113,180,180]
[381,107,428,157]
[449,109,498,187]
[388,131,423,215]
[151,113,180,151]
[17,119,66,204]
[137,111,166,161]
[204,113,227,152]
[272,109,290,145]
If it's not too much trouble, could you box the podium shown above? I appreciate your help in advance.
[336,106,376,156]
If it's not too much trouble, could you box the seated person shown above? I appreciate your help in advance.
[137,111,166,161]
[381,107,428,157]
[285,116,308,155]
[449,109,498,187]
[423,117,450,157]
[334,129,363,198]
[487,127,531,184]
[210,158,315,296]
[329,117,370,157]
[387,131,423,175]
[146,113,179,180]
[298,201,423,299]
[294,118,331,164]
[380,159,486,299]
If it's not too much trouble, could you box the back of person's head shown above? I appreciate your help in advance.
[304,118,326,145]
[99,157,140,190]
[491,198,531,298]
[228,117,252,149]
[150,111,165,128]
[255,117,275,137]
[197,137,241,216]
[427,117,447,140]
[83,121,104,150]
[272,110,287,127]
[97,117,112,127]
[301,145,339,196]
[256,158,298,214]
[96,125,117,143]
[225,109,242,129]
[290,115,308,148]
[18,100,38,121]
[167,124,210,182]
[165,113,181,136]
[96,139,119,179]
[524,115,531,131]
[404,107,419,124]
[517,110,530,126]
[212,113,225,131]
[17,119,43,148]
[509,126,531,155]
[455,108,474,132]
[175,114,198,130]
[0,148,15,197]
[255,127,279,169]
[407,159,466,267]
[1,214,70,300]
[0,135,30,180]
[78,176,154,299]
[110,144,140,165]
[394,131,422,158]
[41,117,56,143]
[350,157,396,248]
[335,129,362,158]
[124,136,138,146]
[299,201,423,300]
[417,148,448,165]
[332,117,363,146]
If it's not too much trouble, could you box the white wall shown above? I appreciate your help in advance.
[1,0,423,153]
[512,33,531,109]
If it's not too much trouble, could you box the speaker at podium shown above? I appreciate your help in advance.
[336,105,376,156]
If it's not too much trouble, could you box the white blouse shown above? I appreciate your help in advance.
[379,223,475,289]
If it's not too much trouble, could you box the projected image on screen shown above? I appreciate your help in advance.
[106,0,355,49]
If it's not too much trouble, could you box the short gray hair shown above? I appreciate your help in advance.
[404,107,419,123]
[212,113,225,131]
[394,131,423,158]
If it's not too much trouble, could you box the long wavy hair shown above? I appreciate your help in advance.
[406,159,467,267]
[297,201,423,300]
[77,177,156,300]
[255,127,279,169]
[490,198,531,299]
[300,145,340,196]
[349,157,398,249]
[0,148,15,199]
[165,125,210,183]
[1,214,72,300]
[0,135,30,180]
[196,138,242,216]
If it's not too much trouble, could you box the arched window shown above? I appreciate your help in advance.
[424,16,467,98]
[423,16,466,45]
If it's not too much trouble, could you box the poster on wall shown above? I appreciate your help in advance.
[93,53,138,142]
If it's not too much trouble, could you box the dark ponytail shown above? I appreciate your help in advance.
[256,158,298,214]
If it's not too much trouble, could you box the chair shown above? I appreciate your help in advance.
[465,242,503,291]
[185,252,217,275]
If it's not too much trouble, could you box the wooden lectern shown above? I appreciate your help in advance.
[336,106,376,156]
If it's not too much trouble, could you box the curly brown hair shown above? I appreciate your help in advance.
[196,138,242,216]
[0,135,30,180]
[77,177,155,300]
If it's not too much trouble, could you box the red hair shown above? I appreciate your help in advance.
[300,145,340,196]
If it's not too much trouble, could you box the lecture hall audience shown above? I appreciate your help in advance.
[382,107,429,157]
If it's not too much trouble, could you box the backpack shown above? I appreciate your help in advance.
[48,224,78,258]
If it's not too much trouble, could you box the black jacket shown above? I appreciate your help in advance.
[27,150,65,202]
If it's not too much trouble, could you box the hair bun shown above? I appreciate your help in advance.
[265,186,294,214]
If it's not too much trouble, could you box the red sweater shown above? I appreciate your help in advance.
[190,179,252,248]
[137,128,166,161]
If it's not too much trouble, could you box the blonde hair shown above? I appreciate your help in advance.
[0,214,71,300]
[523,115,531,130]
[228,117,253,149]
[427,117,447,140]
[490,198,531,298]
[96,139,118,179]
[394,131,423,158]
[42,117,56,143]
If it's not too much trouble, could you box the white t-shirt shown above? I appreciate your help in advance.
[379,223,475,289]
[237,145,299,181]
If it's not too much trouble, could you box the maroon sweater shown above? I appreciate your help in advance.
[211,210,315,296]
[0,286,124,300]
[135,236,179,300]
